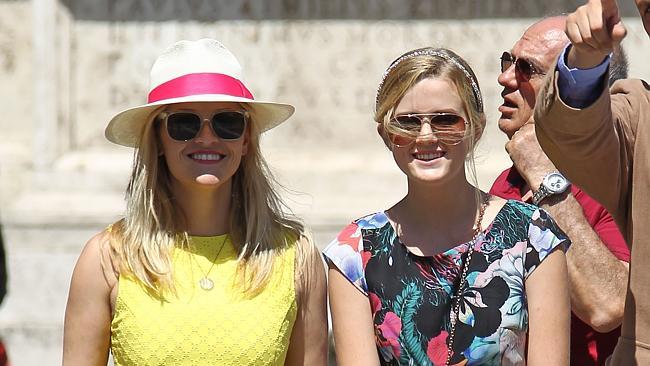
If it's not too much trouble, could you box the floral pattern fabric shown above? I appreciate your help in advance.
[323,200,569,366]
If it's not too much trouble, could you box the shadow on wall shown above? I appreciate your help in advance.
[59,0,641,21]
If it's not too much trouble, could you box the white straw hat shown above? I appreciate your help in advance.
[105,38,295,147]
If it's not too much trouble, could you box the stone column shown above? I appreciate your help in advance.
[32,0,72,171]
[32,0,58,170]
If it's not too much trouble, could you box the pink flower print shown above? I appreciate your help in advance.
[361,250,372,269]
[427,330,450,365]
[376,311,402,359]
[369,292,382,314]
[336,223,362,250]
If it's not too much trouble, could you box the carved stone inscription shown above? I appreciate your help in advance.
[64,0,640,20]
[71,20,531,149]
[69,17,650,150]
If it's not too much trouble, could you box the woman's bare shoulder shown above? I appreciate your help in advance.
[78,228,120,289]
[293,234,325,301]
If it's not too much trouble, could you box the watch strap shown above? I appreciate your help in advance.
[532,184,550,205]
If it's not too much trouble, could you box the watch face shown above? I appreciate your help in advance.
[544,172,570,193]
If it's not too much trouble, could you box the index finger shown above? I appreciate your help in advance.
[600,0,621,23]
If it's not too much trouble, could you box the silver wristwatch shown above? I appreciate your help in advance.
[532,172,571,205]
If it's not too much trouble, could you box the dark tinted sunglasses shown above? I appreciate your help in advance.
[162,110,248,141]
[387,113,468,146]
[500,51,546,81]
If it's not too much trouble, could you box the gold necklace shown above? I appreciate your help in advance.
[195,235,228,291]
[445,194,490,366]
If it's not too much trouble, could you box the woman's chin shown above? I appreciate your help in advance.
[195,174,220,185]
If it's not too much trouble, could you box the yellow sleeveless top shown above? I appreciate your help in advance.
[110,235,298,365]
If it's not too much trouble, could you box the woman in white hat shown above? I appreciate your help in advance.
[62,39,327,365]
[323,48,571,365]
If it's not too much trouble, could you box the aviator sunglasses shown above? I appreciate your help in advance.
[500,51,546,81]
[161,110,248,141]
[388,113,468,147]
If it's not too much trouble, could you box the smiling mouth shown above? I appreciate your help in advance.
[189,152,225,162]
[414,151,445,161]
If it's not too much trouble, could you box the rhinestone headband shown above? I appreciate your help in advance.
[375,49,484,113]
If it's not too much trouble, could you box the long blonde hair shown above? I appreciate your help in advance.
[374,47,487,200]
[108,106,308,297]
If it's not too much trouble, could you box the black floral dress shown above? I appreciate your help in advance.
[323,200,569,365]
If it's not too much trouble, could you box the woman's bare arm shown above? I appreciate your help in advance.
[328,263,380,366]
[285,237,328,366]
[63,232,115,365]
[525,249,571,366]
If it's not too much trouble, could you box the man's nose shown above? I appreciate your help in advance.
[497,63,517,89]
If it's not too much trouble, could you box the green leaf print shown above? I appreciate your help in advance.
[394,282,432,366]
[373,226,396,257]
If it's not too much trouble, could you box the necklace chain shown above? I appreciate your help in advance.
[195,235,228,291]
[445,194,490,366]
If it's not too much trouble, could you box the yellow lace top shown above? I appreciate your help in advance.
[110,235,298,365]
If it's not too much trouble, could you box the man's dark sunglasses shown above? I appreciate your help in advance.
[500,51,546,81]
[162,110,248,141]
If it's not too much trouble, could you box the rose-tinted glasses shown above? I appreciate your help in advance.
[386,113,468,147]
[161,110,248,141]
[500,51,547,81]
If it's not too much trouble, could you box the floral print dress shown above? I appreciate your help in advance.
[323,200,569,366]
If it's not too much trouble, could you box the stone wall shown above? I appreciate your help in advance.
[61,0,643,20]
[1,0,649,364]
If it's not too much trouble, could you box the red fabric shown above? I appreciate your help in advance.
[0,340,8,366]
[147,72,254,103]
[490,167,630,365]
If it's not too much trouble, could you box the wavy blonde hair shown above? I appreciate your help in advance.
[107,105,309,297]
[375,47,487,201]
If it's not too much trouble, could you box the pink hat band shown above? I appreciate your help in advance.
[147,72,254,103]
[105,39,295,147]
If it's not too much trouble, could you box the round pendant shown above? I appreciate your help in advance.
[199,277,214,291]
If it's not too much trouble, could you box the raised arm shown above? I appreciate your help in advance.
[540,192,628,332]
[63,232,116,365]
[506,124,628,332]
[534,0,634,219]
[284,237,328,366]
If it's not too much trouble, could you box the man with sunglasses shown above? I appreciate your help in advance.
[534,0,650,364]
[490,15,631,365]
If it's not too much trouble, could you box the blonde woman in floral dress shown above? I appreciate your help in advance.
[324,48,571,366]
